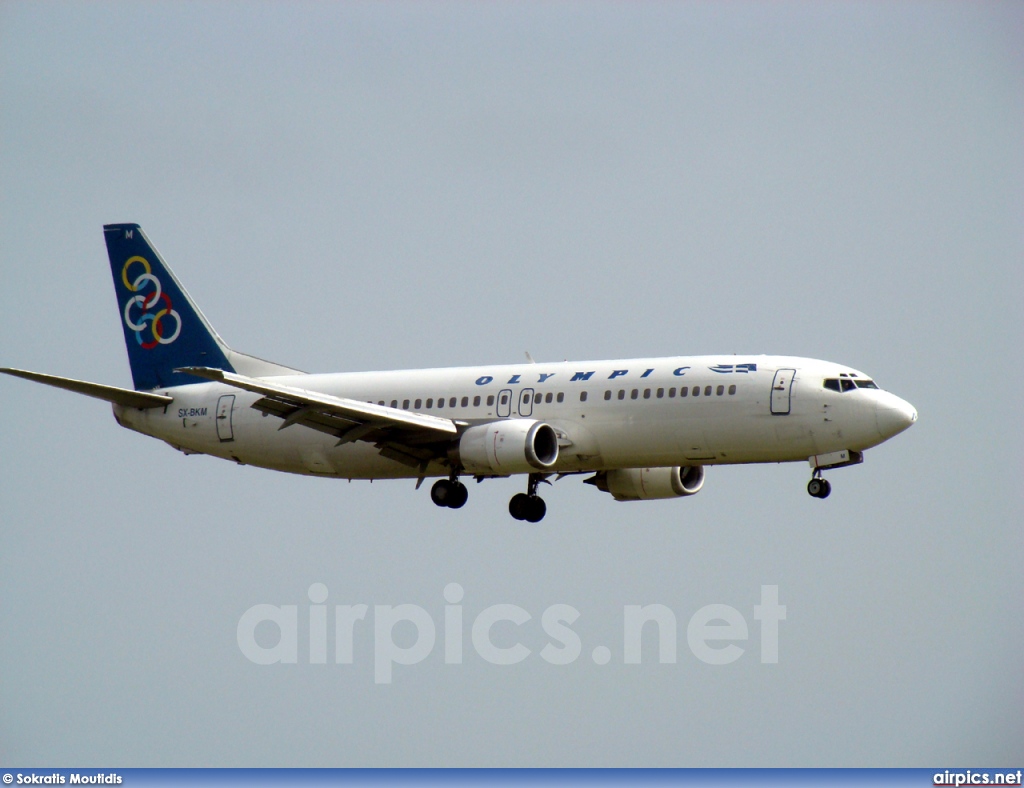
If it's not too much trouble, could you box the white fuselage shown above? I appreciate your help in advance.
[112,355,917,480]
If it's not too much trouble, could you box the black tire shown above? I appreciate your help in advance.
[448,481,468,509]
[509,492,530,520]
[807,479,823,498]
[524,495,547,523]
[819,480,832,499]
[431,479,453,507]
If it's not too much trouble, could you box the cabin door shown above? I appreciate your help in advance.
[770,369,796,415]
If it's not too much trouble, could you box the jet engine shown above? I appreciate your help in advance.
[457,419,559,475]
[588,466,705,501]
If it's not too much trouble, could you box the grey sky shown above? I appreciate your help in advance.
[1,1,1021,767]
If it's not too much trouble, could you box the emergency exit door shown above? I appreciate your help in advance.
[518,388,535,417]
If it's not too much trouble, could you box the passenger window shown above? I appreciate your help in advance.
[436,398,444,408]
[378,400,385,406]
[631,389,638,400]
[523,393,531,404]
[643,389,651,399]
[426,398,433,408]
[604,390,611,401]
[545,392,552,403]
[390,400,398,409]
[557,392,564,403]
[448,397,455,407]
[461,396,469,407]
[716,385,724,396]
[656,388,664,398]
[669,387,676,398]
[728,384,736,395]
[487,395,495,406]
[500,394,508,405]
[473,396,481,406]
[402,399,410,409]
[414,399,422,409]
[580,391,588,402]
[704,385,712,396]
[618,390,625,400]
[692,386,699,397]
[680,387,687,398]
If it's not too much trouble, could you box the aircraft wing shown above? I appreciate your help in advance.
[178,367,458,466]
[1,368,173,409]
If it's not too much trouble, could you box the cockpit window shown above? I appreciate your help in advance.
[825,377,878,392]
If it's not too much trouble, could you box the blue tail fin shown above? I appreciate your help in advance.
[104,223,235,390]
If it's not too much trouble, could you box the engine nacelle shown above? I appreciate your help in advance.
[457,419,559,475]
[591,466,705,501]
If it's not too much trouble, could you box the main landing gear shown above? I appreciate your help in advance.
[431,476,468,509]
[509,474,549,522]
[807,471,832,499]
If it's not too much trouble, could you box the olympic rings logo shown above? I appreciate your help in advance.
[121,256,182,348]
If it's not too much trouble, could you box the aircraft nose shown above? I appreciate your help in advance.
[875,394,918,439]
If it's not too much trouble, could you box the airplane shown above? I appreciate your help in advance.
[1,223,917,522]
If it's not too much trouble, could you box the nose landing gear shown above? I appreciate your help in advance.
[509,473,549,522]
[806,449,863,499]
[431,476,468,509]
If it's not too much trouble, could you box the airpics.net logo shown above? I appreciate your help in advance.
[236,583,786,684]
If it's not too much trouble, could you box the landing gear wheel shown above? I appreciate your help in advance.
[807,478,832,499]
[448,481,468,509]
[509,493,546,521]
[524,495,546,523]
[432,479,469,508]
[509,493,531,520]
[431,479,454,507]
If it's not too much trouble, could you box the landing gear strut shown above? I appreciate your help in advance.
[807,470,832,499]
[431,475,468,509]
[509,473,549,522]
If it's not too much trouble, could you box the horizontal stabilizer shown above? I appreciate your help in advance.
[1,368,173,409]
